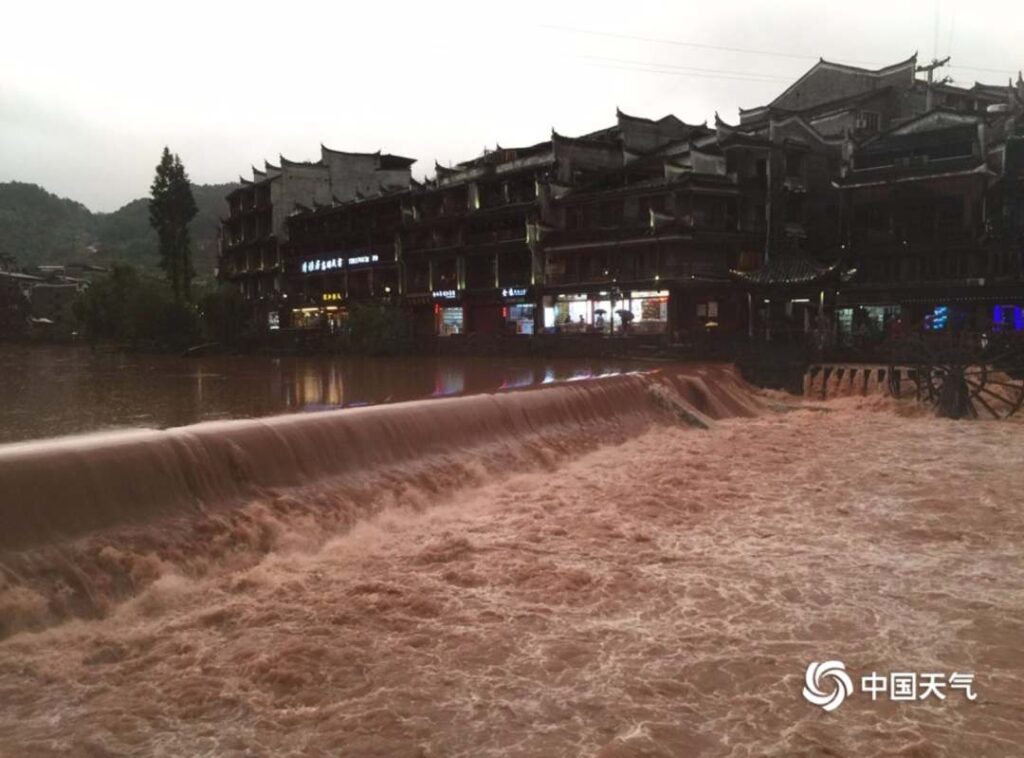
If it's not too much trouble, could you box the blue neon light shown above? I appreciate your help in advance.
[926,306,949,331]
[993,305,1024,331]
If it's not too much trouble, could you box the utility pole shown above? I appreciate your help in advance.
[917,56,952,111]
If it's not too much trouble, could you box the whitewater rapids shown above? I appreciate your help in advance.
[0,368,1022,756]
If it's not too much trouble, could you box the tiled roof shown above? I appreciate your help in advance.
[836,157,987,187]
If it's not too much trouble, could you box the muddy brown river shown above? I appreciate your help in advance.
[0,361,1021,756]
[0,345,643,443]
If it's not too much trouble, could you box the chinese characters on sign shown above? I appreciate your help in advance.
[302,257,342,273]
[301,254,380,274]
[802,661,976,712]
[859,671,977,702]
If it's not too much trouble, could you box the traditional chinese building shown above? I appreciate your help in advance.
[282,190,406,329]
[218,55,1023,350]
[538,116,748,338]
[720,55,1016,344]
[834,77,1024,340]
[218,147,414,327]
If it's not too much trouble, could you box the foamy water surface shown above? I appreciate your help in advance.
[0,387,1022,756]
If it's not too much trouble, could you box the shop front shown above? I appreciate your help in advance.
[504,303,535,335]
[433,289,464,336]
[289,252,399,329]
[837,283,1024,340]
[463,287,536,335]
[290,290,348,331]
[543,289,670,335]
[836,304,900,346]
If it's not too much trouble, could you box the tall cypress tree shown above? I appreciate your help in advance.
[149,147,198,302]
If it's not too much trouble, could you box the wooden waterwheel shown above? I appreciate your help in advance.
[887,330,1024,419]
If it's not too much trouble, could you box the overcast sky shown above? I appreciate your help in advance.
[2,0,1021,212]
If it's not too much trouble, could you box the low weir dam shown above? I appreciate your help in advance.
[0,365,761,636]
[2,364,1021,756]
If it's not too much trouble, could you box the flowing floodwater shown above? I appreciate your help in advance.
[0,361,1022,756]
[0,345,644,443]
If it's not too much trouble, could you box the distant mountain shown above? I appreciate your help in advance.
[0,183,95,266]
[0,181,239,277]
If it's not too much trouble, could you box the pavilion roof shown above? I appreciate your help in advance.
[730,255,838,287]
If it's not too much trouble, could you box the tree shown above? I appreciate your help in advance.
[197,283,254,345]
[342,302,411,355]
[149,148,198,302]
[73,263,201,348]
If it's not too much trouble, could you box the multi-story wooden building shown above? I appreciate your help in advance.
[538,121,748,337]
[834,82,1024,339]
[218,147,414,327]
[282,191,405,329]
[276,110,709,337]
[718,55,1017,342]
[219,57,1023,346]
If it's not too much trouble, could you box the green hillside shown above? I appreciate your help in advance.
[0,183,95,265]
[0,181,238,277]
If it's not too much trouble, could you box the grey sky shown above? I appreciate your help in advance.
[2,0,1021,212]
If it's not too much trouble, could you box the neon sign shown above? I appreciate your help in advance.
[322,292,343,302]
[993,305,1024,331]
[925,306,949,331]
[301,257,342,273]
[301,253,380,273]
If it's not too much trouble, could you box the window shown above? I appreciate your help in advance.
[861,111,880,134]
[436,307,464,336]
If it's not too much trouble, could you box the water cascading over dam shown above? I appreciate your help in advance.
[0,365,762,637]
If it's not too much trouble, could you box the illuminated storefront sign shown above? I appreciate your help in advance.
[322,292,343,302]
[302,257,341,273]
[501,287,529,299]
[433,289,458,300]
[993,305,1024,331]
[925,305,949,330]
[301,253,380,273]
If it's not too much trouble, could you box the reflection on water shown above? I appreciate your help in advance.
[0,345,647,444]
